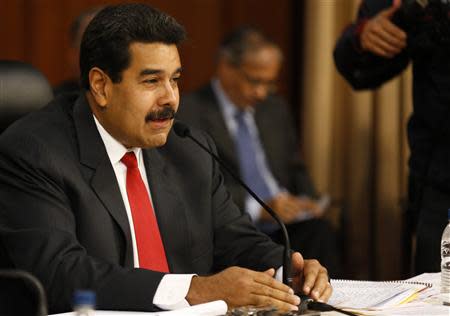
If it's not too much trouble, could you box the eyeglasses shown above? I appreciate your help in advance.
[236,68,278,93]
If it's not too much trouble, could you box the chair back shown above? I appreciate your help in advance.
[0,270,47,316]
[0,60,53,132]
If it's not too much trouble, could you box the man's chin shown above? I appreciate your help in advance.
[142,133,169,148]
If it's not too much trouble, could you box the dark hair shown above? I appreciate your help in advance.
[80,3,186,90]
[218,26,281,66]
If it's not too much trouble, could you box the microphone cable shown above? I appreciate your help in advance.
[173,121,293,287]
[174,122,356,316]
[299,295,358,316]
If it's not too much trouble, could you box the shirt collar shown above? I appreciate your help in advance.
[93,115,141,165]
[212,78,254,118]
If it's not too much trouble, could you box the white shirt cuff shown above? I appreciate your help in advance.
[275,266,283,282]
[152,270,283,310]
[245,195,263,221]
[244,186,286,223]
[153,274,196,310]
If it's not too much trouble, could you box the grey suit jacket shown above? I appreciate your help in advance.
[0,93,283,313]
[177,83,317,211]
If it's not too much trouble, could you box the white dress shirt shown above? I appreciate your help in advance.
[93,116,194,310]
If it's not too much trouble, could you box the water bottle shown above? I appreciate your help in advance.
[73,290,96,316]
[441,209,450,305]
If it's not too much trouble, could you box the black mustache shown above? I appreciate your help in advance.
[145,107,176,122]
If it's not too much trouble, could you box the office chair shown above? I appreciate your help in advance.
[0,61,51,314]
[0,60,53,133]
[0,270,47,316]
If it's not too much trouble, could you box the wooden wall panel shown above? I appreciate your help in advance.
[0,0,297,101]
[0,0,26,61]
[26,0,67,83]
[153,0,223,93]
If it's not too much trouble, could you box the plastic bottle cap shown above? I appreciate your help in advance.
[73,290,96,307]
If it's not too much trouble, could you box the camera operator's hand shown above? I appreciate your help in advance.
[360,0,407,58]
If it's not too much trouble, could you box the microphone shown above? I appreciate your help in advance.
[173,121,293,287]
[174,122,359,316]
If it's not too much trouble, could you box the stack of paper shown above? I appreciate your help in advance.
[327,273,450,315]
[328,280,429,310]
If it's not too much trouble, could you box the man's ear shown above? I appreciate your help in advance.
[217,58,235,81]
[217,58,230,74]
[88,67,110,108]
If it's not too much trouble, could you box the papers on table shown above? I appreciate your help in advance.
[328,273,450,315]
[328,280,429,310]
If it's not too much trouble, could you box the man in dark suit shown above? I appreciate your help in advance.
[0,4,331,314]
[177,27,341,277]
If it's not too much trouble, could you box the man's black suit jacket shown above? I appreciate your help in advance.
[0,93,283,313]
[177,83,317,211]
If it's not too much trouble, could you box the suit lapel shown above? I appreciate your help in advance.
[73,95,133,267]
[254,103,269,150]
[202,85,240,171]
[255,101,277,172]
[142,147,190,272]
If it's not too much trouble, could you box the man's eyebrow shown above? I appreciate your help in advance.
[139,69,162,76]
[173,67,183,75]
[139,67,183,77]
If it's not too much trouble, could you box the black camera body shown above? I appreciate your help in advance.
[400,0,450,52]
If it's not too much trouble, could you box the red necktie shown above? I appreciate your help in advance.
[121,152,169,272]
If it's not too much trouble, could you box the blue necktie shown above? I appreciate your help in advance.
[234,111,272,201]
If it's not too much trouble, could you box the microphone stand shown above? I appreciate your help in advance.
[173,122,360,316]
[173,122,292,287]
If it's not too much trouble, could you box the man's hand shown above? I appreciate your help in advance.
[360,0,407,58]
[261,192,321,223]
[186,266,301,312]
[291,252,332,302]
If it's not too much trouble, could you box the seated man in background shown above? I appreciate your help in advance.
[177,27,341,277]
[0,3,331,314]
